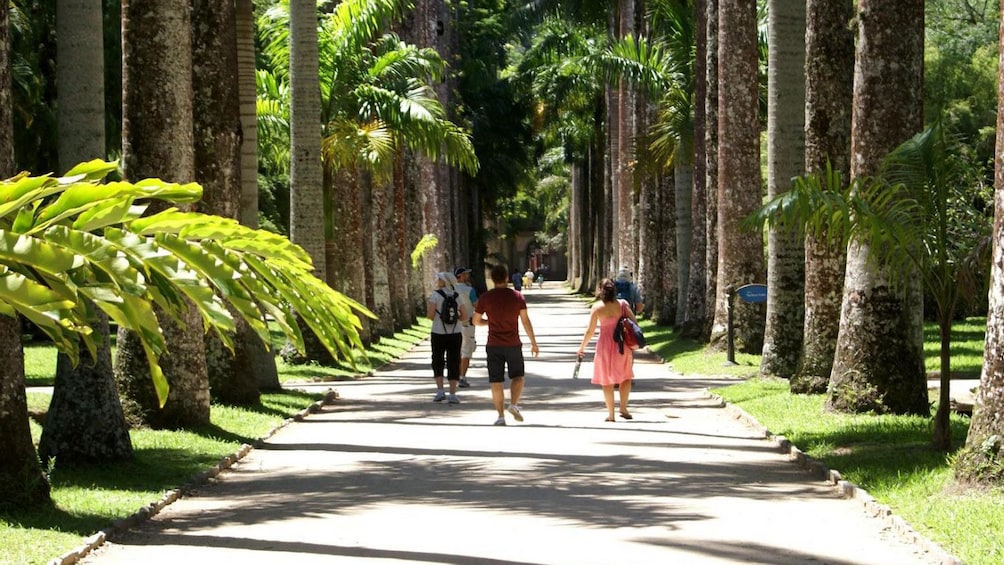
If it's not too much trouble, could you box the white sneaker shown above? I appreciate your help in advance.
[448,394,460,404]
[507,404,523,422]
[433,390,446,402]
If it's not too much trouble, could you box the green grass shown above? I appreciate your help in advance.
[923,316,986,378]
[688,319,1001,565]
[4,320,431,565]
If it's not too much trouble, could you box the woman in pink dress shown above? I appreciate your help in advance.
[577,278,636,421]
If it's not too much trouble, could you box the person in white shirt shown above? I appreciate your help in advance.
[453,267,478,388]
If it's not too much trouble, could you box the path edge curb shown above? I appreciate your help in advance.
[47,388,340,565]
[707,390,964,565]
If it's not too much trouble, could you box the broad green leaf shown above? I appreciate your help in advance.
[0,174,61,220]
[0,230,87,276]
[105,179,203,203]
[61,159,119,181]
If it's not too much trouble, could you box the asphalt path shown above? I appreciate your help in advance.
[79,284,955,565]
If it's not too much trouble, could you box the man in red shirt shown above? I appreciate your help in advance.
[473,263,540,425]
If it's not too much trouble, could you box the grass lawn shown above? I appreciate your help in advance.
[639,316,1002,565]
[5,321,429,565]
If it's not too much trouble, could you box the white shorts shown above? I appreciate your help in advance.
[460,324,477,358]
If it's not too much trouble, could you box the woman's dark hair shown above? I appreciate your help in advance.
[597,278,616,303]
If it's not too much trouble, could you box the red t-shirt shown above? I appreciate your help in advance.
[475,287,527,347]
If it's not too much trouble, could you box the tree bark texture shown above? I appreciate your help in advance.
[954,1,1004,485]
[236,0,259,229]
[828,0,927,415]
[369,173,396,337]
[39,313,133,463]
[760,0,806,379]
[327,166,369,335]
[0,11,51,504]
[697,0,719,342]
[0,10,48,503]
[673,157,693,326]
[118,0,210,428]
[390,160,414,330]
[793,0,854,394]
[49,0,133,464]
[615,0,637,272]
[57,0,106,171]
[711,0,765,353]
[0,317,52,507]
[289,0,326,277]
[657,170,679,325]
[192,0,262,406]
[684,0,709,338]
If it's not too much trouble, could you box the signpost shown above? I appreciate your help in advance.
[726,283,767,365]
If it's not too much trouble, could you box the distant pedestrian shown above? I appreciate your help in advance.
[474,263,540,425]
[454,266,478,388]
[510,269,523,291]
[577,278,635,422]
[614,267,644,316]
[523,268,535,290]
[427,272,468,404]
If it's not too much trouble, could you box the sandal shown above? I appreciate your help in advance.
[605,417,615,422]
[619,411,633,420]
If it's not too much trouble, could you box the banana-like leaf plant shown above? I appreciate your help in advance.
[0,160,374,405]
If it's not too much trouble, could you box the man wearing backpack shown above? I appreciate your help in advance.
[614,267,644,316]
[427,272,469,404]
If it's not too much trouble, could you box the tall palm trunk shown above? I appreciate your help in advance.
[41,0,134,464]
[390,156,414,329]
[673,156,692,325]
[116,0,210,429]
[684,0,709,338]
[828,0,927,415]
[955,2,1004,483]
[237,0,258,228]
[327,166,371,341]
[0,2,51,506]
[613,0,636,271]
[792,0,853,394]
[760,0,806,378]
[368,172,395,336]
[282,0,332,364]
[235,0,281,390]
[697,0,719,341]
[193,0,261,405]
[710,0,764,352]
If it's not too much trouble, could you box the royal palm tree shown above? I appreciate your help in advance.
[115,0,210,428]
[192,0,263,405]
[956,5,1004,479]
[39,0,132,465]
[0,0,49,509]
[829,0,927,415]
[710,0,764,352]
[759,0,805,378]
[793,0,853,394]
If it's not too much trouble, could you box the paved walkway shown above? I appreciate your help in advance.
[81,285,956,564]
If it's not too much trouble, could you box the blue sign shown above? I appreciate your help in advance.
[736,284,767,304]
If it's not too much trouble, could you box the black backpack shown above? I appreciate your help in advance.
[436,289,460,327]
